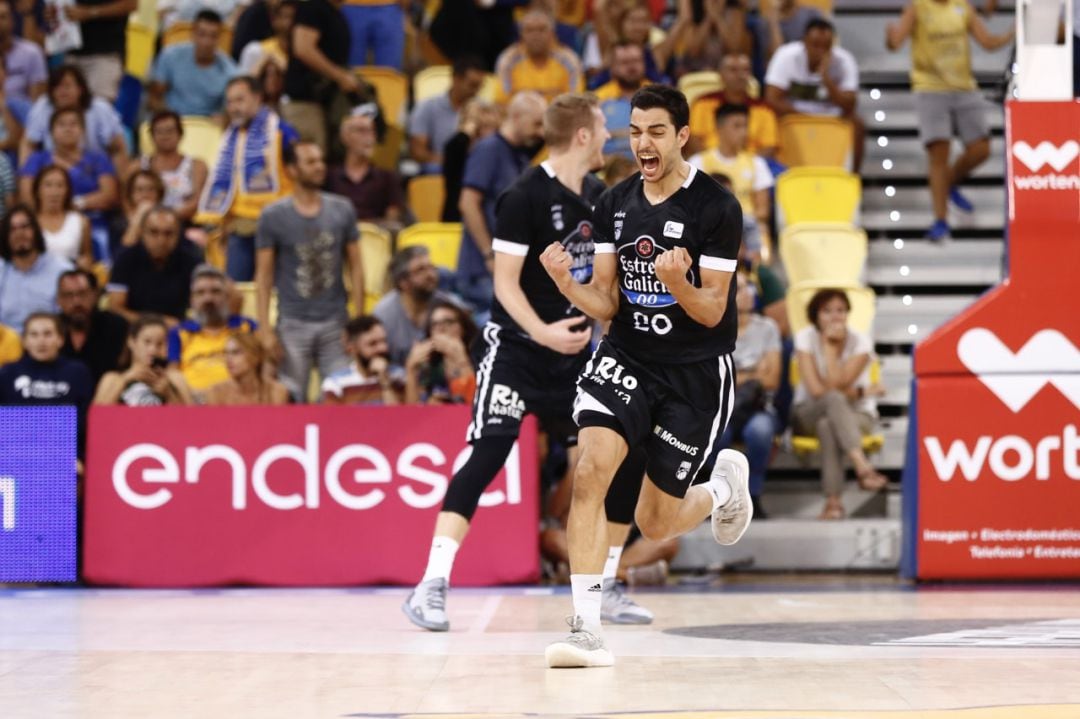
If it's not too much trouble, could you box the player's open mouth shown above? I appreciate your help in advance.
[638,154,660,174]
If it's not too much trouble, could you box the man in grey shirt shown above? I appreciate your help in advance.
[373,245,460,367]
[407,55,487,174]
[255,140,365,399]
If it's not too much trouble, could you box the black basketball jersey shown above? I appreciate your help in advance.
[490,162,607,336]
[593,164,742,364]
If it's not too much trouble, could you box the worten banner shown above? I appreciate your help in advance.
[0,406,77,582]
[84,405,539,587]
[909,100,1080,579]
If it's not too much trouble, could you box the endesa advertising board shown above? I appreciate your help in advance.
[84,405,539,587]
[906,100,1080,579]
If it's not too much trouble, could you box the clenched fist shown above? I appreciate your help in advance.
[654,246,693,288]
[539,241,574,290]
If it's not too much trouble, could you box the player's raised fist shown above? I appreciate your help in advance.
[654,246,692,287]
[540,242,574,287]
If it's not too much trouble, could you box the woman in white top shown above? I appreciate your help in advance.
[32,164,92,269]
[138,111,207,223]
[792,288,888,520]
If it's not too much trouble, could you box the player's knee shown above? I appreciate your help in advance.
[634,505,672,542]
[571,453,613,505]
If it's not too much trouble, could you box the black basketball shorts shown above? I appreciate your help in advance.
[466,322,590,446]
[573,337,736,498]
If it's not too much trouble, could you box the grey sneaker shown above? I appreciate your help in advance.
[545,616,615,668]
[711,448,753,545]
[402,577,450,631]
[601,579,654,625]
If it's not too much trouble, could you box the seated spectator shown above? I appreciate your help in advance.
[138,111,209,224]
[197,76,298,281]
[47,0,136,102]
[93,314,194,405]
[594,42,650,159]
[57,268,127,384]
[117,169,166,250]
[584,1,676,88]
[0,148,14,217]
[20,65,127,172]
[0,204,71,330]
[373,246,459,367]
[760,0,826,60]
[690,104,773,252]
[765,19,863,169]
[322,315,403,405]
[0,312,93,453]
[0,319,20,365]
[0,0,47,104]
[493,10,583,104]
[792,288,888,520]
[455,91,546,315]
[688,52,779,157]
[326,107,404,231]
[282,0,352,153]
[149,10,238,118]
[403,299,478,405]
[19,108,119,261]
[340,0,405,70]
[168,264,257,392]
[204,330,290,405]
[718,272,781,518]
[441,98,499,223]
[254,141,361,396]
[679,0,767,80]
[0,61,29,159]
[107,206,201,327]
[239,0,295,75]
[408,55,487,175]
[33,165,91,269]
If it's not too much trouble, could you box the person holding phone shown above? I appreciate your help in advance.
[93,314,193,406]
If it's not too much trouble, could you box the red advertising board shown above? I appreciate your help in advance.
[912,100,1080,579]
[84,405,540,587]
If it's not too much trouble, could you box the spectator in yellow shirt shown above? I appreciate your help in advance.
[494,10,584,104]
[688,52,778,158]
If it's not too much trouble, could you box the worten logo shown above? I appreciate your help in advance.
[1011,140,1080,191]
[924,328,1080,483]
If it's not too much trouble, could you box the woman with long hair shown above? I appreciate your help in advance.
[404,300,478,405]
[204,330,290,405]
[32,164,92,269]
[93,314,193,406]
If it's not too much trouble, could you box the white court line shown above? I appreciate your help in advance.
[468,596,503,634]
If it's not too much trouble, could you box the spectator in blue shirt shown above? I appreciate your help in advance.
[456,91,545,316]
[0,205,72,330]
[20,65,128,173]
[0,0,46,104]
[407,55,487,175]
[149,10,238,118]
[19,108,119,261]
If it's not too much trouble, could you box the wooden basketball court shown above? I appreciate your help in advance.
[2,578,1079,717]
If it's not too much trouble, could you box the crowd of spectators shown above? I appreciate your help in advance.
[0,0,1022,528]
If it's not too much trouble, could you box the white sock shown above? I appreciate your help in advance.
[421,536,460,583]
[706,469,733,511]
[570,574,604,634]
[602,546,623,585]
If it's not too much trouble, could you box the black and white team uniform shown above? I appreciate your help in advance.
[467,161,607,446]
[574,164,743,497]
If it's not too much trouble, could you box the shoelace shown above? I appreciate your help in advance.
[563,616,602,649]
[423,582,446,611]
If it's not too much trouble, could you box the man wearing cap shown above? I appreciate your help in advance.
[326,104,405,233]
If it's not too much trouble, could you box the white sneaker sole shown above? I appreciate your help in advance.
[601,610,654,625]
[545,641,615,668]
[401,596,449,632]
[711,448,752,545]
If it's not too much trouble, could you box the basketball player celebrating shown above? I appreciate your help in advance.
[403,93,655,632]
[540,85,752,668]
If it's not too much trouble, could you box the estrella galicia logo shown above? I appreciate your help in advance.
[565,220,595,283]
[616,235,693,307]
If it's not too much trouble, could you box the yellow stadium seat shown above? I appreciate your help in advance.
[356,66,408,127]
[775,167,861,227]
[125,22,155,80]
[352,223,393,314]
[786,280,875,337]
[371,123,404,172]
[397,222,462,272]
[413,65,452,104]
[139,116,223,169]
[779,223,867,289]
[408,175,446,224]
[476,73,499,104]
[234,281,278,327]
[797,0,834,13]
[788,355,884,456]
[678,71,721,108]
[776,115,853,169]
